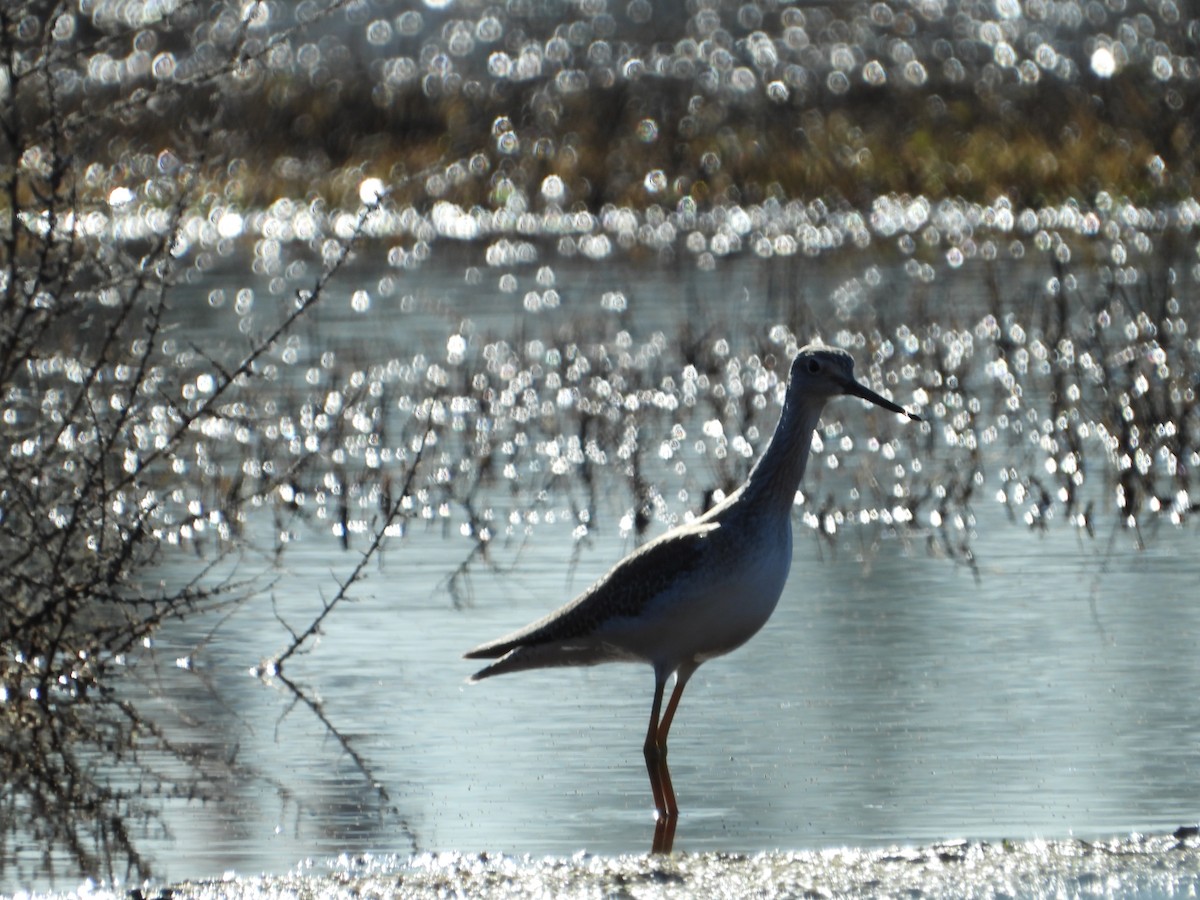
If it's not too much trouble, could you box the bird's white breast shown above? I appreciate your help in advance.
[689,520,793,660]
[599,514,794,667]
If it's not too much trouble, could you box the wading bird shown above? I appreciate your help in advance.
[465,344,920,850]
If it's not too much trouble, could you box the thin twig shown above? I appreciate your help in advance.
[272,423,432,672]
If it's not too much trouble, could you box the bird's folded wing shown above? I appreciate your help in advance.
[463,521,720,659]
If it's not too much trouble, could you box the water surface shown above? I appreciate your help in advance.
[139,511,1198,875]
[6,246,1198,894]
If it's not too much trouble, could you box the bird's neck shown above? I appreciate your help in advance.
[741,397,826,518]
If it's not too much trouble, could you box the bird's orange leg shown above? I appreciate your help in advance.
[645,664,697,816]
[654,664,695,819]
[645,665,697,853]
[643,670,670,817]
[656,664,695,751]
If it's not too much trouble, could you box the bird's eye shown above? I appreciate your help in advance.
[806,359,821,374]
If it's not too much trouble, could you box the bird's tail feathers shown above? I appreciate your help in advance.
[465,639,612,683]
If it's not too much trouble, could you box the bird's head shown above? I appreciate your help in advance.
[788,344,921,421]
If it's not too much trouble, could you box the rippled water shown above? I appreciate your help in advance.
[125,504,1197,880]
[135,832,1200,900]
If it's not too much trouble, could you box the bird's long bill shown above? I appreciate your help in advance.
[842,376,922,421]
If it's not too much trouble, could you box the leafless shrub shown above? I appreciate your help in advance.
[0,3,423,884]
